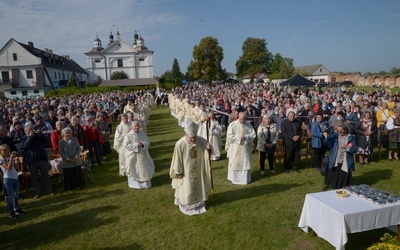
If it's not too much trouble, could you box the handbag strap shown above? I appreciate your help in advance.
[262,127,271,143]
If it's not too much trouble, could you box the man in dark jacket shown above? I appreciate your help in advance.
[281,111,303,173]
[21,124,53,199]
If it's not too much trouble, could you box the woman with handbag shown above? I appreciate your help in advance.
[257,115,278,176]
[355,111,377,165]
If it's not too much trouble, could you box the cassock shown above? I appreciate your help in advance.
[170,135,211,215]
[225,120,256,185]
[121,130,155,189]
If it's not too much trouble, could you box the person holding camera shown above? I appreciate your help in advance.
[21,124,54,199]
[0,125,18,202]
[311,113,332,173]
[0,144,26,219]
[33,115,53,146]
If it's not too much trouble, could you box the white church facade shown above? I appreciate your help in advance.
[85,31,154,82]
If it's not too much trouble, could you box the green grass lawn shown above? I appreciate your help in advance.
[1,106,399,249]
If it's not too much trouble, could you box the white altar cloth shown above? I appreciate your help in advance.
[298,190,400,250]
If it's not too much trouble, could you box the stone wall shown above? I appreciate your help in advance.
[328,72,400,87]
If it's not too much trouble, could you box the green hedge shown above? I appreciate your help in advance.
[45,85,157,97]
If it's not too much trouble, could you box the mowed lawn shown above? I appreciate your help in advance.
[1,105,399,250]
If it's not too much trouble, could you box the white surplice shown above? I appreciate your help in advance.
[113,121,131,176]
[121,130,155,189]
[225,120,255,185]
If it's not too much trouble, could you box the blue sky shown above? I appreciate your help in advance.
[1,0,399,77]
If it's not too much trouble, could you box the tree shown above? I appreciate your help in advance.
[236,37,272,82]
[185,61,194,82]
[68,77,77,88]
[189,36,225,83]
[171,58,182,79]
[269,53,294,79]
[110,71,128,80]
[391,67,400,75]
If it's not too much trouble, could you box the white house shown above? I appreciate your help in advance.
[0,38,88,99]
[85,31,154,83]
[241,73,269,84]
[294,64,330,83]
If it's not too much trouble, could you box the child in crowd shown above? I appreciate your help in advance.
[0,144,26,219]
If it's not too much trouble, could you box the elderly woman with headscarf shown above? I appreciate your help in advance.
[59,127,83,191]
[354,111,377,165]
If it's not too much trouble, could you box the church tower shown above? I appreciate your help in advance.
[108,31,114,45]
[133,31,139,48]
[91,34,104,52]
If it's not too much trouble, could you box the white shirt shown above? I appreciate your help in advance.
[0,157,18,179]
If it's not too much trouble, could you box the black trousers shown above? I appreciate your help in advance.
[284,145,300,171]
[259,150,275,171]
[313,147,327,169]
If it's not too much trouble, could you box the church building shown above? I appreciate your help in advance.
[84,31,154,83]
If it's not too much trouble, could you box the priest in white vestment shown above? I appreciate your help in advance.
[113,113,131,176]
[170,122,212,215]
[121,121,155,189]
[225,112,256,185]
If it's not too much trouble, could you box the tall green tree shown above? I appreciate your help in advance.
[236,37,272,82]
[269,53,294,79]
[391,67,400,75]
[68,77,77,88]
[110,71,128,80]
[185,61,194,82]
[189,36,225,83]
[171,58,182,79]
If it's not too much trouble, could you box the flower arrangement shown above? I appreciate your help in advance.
[367,233,400,250]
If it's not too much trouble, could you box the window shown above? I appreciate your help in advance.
[320,68,322,72]
[34,90,39,94]
[62,73,65,79]
[11,91,17,95]
[117,59,123,67]
[95,59,101,63]
[22,90,28,96]
[13,53,17,61]
[139,58,145,62]
[54,72,57,79]
[26,70,33,79]
[59,72,61,79]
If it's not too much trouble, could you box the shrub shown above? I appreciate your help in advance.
[367,233,400,250]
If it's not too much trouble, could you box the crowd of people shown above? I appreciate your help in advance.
[167,82,400,214]
[0,82,400,218]
[0,90,156,219]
